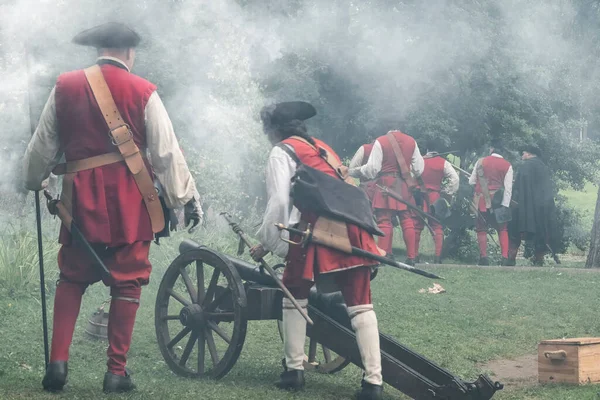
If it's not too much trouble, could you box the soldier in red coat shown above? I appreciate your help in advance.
[250,102,383,400]
[413,140,459,264]
[349,130,424,266]
[349,141,376,202]
[23,23,202,393]
[468,141,513,266]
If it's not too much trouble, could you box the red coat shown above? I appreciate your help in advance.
[419,156,446,212]
[372,131,416,211]
[55,62,156,246]
[474,156,511,211]
[281,137,380,283]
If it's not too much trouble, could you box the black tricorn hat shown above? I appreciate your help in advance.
[520,145,542,157]
[72,22,141,48]
[260,101,317,128]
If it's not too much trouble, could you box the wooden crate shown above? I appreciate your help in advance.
[538,337,600,384]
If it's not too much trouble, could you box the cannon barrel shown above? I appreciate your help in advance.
[179,239,278,286]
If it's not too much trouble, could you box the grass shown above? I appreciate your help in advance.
[1,221,600,399]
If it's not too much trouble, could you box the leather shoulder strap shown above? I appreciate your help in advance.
[386,132,417,188]
[83,65,165,233]
[276,143,301,164]
[286,136,350,182]
[476,158,492,209]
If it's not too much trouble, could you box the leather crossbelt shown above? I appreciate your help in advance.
[80,65,164,233]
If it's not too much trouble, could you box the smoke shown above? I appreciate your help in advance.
[0,0,594,212]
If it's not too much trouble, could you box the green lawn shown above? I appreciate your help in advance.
[1,227,600,399]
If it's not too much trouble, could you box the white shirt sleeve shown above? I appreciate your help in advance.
[502,165,513,207]
[348,146,365,169]
[256,145,299,259]
[411,144,424,177]
[349,140,382,180]
[468,160,480,186]
[23,86,63,190]
[145,91,200,210]
[442,160,460,195]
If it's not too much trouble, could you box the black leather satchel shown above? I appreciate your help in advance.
[277,143,383,236]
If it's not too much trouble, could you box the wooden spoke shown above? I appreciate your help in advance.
[197,328,206,374]
[205,328,219,365]
[202,269,221,307]
[167,288,191,307]
[167,327,192,349]
[208,321,231,344]
[180,268,198,303]
[204,287,231,312]
[308,338,318,363]
[323,347,332,364]
[179,331,199,366]
[161,315,180,321]
[196,261,205,305]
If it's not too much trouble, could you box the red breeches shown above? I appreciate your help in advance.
[475,212,508,258]
[286,266,372,307]
[50,241,151,374]
[414,217,444,257]
[375,209,415,259]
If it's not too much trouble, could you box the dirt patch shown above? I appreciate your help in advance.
[480,354,538,387]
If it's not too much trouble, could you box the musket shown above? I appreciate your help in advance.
[376,184,442,225]
[26,45,50,367]
[450,163,472,178]
[44,191,111,279]
[220,212,314,325]
[274,223,443,280]
[424,151,460,158]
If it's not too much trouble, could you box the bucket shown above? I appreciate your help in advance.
[85,298,110,340]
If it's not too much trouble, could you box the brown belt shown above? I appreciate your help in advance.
[52,152,129,175]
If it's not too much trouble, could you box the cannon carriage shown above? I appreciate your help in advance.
[155,239,503,399]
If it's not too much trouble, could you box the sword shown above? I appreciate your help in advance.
[274,223,443,280]
[220,212,314,325]
[44,191,111,279]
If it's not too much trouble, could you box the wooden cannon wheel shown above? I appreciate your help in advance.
[276,320,351,374]
[155,247,248,379]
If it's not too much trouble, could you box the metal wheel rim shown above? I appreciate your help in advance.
[155,248,248,379]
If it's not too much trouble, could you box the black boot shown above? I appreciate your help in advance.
[357,380,383,400]
[501,257,512,266]
[275,369,305,391]
[103,371,136,394]
[42,361,68,392]
[478,257,489,266]
[404,258,416,267]
[433,256,443,264]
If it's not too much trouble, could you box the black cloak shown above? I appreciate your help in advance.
[508,157,559,252]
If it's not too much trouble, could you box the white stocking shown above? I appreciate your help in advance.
[282,298,308,371]
[348,304,382,386]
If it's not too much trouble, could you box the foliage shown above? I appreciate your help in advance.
[0,227,59,298]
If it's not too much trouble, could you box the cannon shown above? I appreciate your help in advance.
[155,239,503,399]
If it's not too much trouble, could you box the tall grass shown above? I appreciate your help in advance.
[0,227,59,298]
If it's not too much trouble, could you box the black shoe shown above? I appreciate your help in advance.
[103,371,136,394]
[275,369,305,391]
[42,361,68,392]
[478,257,490,266]
[414,256,421,264]
[404,258,416,267]
[357,380,383,400]
[434,256,443,264]
[501,257,512,266]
